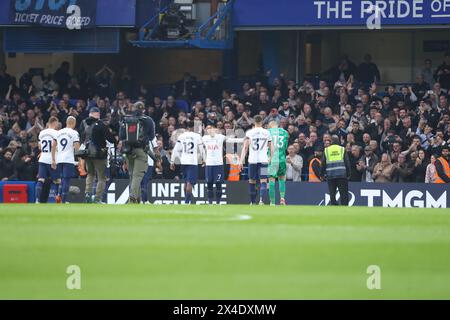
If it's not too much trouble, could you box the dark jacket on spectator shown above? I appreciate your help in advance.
[204,77,223,102]
[54,67,70,92]
[174,77,199,102]
[413,159,429,183]
[279,108,296,118]
[80,117,116,155]
[161,154,180,180]
[13,150,38,181]
[412,82,430,101]
[349,154,363,182]
[434,62,450,90]
[367,123,383,142]
[358,154,379,182]
[0,72,13,97]
[357,62,381,84]
[393,161,415,182]
[0,156,15,180]
[0,133,11,150]
[254,100,274,115]
[297,124,310,136]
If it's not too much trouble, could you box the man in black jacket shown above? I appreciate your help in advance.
[349,145,363,182]
[13,148,38,181]
[81,107,116,203]
[0,149,15,181]
[357,54,381,84]
[434,53,450,90]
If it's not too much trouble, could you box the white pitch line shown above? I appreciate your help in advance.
[230,214,253,221]
[141,213,253,223]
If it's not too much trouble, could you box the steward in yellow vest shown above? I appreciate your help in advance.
[321,136,350,206]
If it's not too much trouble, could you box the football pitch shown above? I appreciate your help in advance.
[0,204,450,299]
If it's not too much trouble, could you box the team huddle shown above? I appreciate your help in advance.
[36,114,289,205]
[171,115,289,205]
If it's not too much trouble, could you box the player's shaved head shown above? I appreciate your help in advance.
[66,116,76,128]
[269,121,278,128]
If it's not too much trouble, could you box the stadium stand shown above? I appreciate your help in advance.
[1,51,450,184]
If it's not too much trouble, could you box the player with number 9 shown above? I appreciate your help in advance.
[52,116,80,203]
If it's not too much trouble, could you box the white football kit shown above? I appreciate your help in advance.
[171,131,204,165]
[38,128,58,165]
[106,141,116,169]
[55,128,80,164]
[147,137,158,166]
[245,127,272,164]
[202,133,226,166]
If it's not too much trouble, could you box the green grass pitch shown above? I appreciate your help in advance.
[1,204,450,299]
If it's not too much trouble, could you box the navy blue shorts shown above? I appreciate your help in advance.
[105,167,111,179]
[59,163,76,179]
[248,163,268,181]
[205,165,224,184]
[182,165,198,185]
[38,163,60,181]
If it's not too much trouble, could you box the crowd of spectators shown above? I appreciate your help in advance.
[1,51,450,183]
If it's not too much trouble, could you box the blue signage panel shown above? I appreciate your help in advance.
[96,0,136,27]
[2,179,449,208]
[65,179,450,208]
[9,0,96,28]
[0,0,135,27]
[285,182,450,208]
[233,0,450,28]
[4,27,120,53]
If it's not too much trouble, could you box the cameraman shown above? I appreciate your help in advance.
[80,107,116,203]
[120,102,156,204]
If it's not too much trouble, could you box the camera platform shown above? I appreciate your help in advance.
[130,0,234,50]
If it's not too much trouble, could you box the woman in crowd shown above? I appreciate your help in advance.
[412,149,429,182]
[425,155,437,183]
